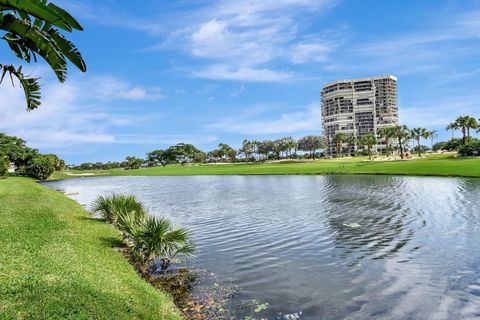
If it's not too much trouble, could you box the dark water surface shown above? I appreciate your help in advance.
[43,175,480,319]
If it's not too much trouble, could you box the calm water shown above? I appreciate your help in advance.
[43,175,480,319]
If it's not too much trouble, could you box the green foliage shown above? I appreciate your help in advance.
[298,135,325,159]
[444,138,464,151]
[92,194,195,271]
[458,139,480,157]
[0,0,86,110]
[92,194,146,224]
[0,155,8,177]
[26,155,54,180]
[432,141,448,151]
[125,156,144,170]
[359,133,378,160]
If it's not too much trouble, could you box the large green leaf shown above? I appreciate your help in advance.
[0,64,41,110]
[0,0,83,32]
[0,12,67,81]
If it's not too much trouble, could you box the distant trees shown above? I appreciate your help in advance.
[0,133,63,180]
[332,133,347,157]
[447,116,478,143]
[359,133,377,160]
[410,127,428,157]
[125,156,144,170]
[378,127,396,156]
[0,156,8,178]
[297,135,325,159]
[393,125,411,160]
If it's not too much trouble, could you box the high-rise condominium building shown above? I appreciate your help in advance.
[321,75,398,154]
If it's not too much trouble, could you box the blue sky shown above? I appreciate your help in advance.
[1,0,480,164]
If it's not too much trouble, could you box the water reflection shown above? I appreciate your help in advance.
[42,175,480,319]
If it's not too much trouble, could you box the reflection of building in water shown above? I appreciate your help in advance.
[321,75,398,154]
[323,175,412,262]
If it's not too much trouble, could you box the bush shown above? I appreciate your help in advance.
[432,141,448,151]
[444,138,463,151]
[27,156,55,180]
[458,140,480,157]
[92,194,145,224]
[0,157,8,178]
[91,194,195,272]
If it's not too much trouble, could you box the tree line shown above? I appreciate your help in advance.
[69,115,480,170]
[0,133,65,180]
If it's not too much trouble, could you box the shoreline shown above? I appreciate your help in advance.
[50,154,480,180]
[0,177,183,320]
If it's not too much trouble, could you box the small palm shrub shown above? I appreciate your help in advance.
[92,194,195,272]
[92,194,145,223]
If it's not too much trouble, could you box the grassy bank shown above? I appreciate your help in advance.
[53,154,480,179]
[0,177,182,320]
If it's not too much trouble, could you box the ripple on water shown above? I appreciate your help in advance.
[42,175,480,320]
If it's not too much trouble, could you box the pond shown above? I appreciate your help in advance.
[43,175,480,319]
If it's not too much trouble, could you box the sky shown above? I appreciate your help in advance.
[1,0,480,164]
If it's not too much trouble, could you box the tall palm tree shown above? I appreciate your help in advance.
[449,116,478,143]
[345,134,357,157]
[427,130,438,150]
[393,125,411,160]
[0,0,86,110]
[411,127,428,157]
[446,123,456,139]
[359,133,377,160]
[332,133,347,157]
[378,127,396,156]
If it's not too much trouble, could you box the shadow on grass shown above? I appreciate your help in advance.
[99,236,125,248]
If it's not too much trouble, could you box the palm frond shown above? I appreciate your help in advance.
[0,0,83,31]
[0,64,40,110]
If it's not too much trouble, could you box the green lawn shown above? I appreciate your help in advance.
[0,177,182,320]
[52,154,480,179]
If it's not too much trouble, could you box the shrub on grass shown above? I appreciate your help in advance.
[27,156,55,180]
[92,194,145,223]
[92,194,195,272]
[458,139,480,157]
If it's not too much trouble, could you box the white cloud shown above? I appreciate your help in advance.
[193,64,295,82]
[0,73,164,149]
[291,43,331,64]
[207,102,322,135]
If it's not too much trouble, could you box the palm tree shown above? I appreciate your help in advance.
[378,127,396,156]
[449,116,478,143]
[332,133,347,157]
[359,133,377,160]
[427,130,438,150]
[345,134,357,157]
[446,123,455,139]
[393,125,411,159]
[1,0,86,110]
[411,127,428,157]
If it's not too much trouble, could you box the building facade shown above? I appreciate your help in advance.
[321,75,398,154]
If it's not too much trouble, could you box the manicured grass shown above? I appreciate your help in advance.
[0,177,183,320]
[52,153,480,179]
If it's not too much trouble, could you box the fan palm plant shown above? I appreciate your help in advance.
[92,194,146,224]
[0,0,86,110]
